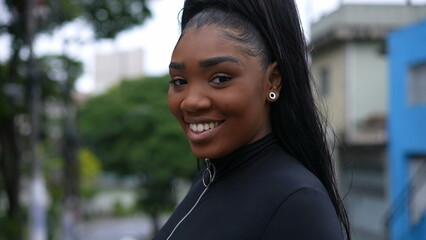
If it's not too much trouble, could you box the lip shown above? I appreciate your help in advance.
[184,120,224,143]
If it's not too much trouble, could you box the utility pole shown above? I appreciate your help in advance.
[61,55,81,240]
[27,0,48,239]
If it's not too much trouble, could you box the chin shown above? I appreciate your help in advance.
[191,149,211,159]
[190,145,230,160]
[190,145,211,159]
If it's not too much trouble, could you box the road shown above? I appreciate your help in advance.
[77,215,154,240]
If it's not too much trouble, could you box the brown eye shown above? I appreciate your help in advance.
[169,79,187,87]
[211,75,232,84]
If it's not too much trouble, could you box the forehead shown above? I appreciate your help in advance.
[172,25,251,62]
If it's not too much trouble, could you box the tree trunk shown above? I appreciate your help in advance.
[151,211,161,236]
[0,18,26,240]
[0,117,23,240]
[63,102,79,199]
[61,73,80,240]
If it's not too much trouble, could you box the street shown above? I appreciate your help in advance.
[77,215,154,240]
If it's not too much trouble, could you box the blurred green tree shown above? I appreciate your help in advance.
[0,54,82,240]
[78,75,196,234]
[0,0,151,239]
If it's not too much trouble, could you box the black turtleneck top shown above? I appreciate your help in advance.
[154,134,343,240]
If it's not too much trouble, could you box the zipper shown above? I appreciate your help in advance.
[165,158,216,240]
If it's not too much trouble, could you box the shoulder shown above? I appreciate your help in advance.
[253,146,343,239]
[260,186,343,240]
[253,145,327,194]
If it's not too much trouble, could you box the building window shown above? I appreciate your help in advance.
[409,155,426,225]
[408,62,426,105]
[320,67,330,96]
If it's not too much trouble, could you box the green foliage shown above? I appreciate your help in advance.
[0,213,26,240]
[78,148,102,199]
[78,76,195,178]
[0,55,82,121]
[112,200,126,216]
[78,76,196,216]
[38,55,83,89]
[0,63,25,120]
[43,155,64,240]
[82,0,151,38]
[3,0,150,40]
[111,200,137,217]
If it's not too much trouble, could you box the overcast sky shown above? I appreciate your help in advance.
[1,0,425,92]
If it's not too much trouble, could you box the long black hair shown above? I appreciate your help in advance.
[180,0,350,239]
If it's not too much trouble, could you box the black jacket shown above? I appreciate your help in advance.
[154,134,343,240]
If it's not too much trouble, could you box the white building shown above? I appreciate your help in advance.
[95,50,144,94]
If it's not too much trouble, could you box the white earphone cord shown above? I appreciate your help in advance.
[165,159,216,240]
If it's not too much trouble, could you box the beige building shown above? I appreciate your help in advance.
[310,4,426,240]
[95,49,144,94]
[311,4,426,144]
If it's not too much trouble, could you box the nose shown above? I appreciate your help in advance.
[180,85,212,113]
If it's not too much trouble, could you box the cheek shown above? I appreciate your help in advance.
[167,90,181,118]
[225,85,264,112]
[226,90,267,128]
[220,92,261,120]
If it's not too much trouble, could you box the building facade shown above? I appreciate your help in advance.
[388,18,426,240]
[95,49,144,94]
[310,4,426,240]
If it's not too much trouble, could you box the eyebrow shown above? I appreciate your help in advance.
[169,56,242,70]
[169,62,185,70]
[199,56,241,68]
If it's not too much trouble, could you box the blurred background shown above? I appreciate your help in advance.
[0,0,425,240]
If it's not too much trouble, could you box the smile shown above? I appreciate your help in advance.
[189,122,223,133]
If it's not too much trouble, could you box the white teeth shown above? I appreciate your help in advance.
[189,122,221,133]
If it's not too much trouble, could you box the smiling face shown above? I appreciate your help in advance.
[168,25,280,159]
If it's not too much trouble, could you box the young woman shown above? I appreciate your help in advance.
[154,0,350,239]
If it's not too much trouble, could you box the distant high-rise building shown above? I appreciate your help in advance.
[95,49,143,93]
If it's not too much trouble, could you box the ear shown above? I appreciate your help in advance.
[264,62,282,101]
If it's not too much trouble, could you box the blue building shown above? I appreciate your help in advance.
[388,18,426,240]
